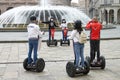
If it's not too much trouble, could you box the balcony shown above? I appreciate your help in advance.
[100,4,112,7]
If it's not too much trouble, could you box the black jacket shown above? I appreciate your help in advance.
[42,21,58,29]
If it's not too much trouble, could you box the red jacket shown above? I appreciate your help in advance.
[86,21,102,40]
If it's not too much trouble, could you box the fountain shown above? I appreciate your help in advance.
[0,0,90,28]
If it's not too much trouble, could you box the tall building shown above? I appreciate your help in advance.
[78,0,89,15]
[0,0,71,14]
[0,0,37,14]
[89,0,120,24]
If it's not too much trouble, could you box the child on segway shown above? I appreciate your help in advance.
[23,15,45,72]
[42,17,58,46]
[60,19,70,46]
[60,19,68,41]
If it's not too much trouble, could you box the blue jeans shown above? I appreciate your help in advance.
[73,42,84,67]
[28,39,38,64]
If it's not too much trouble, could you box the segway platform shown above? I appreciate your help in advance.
[66,60,90,77]
[60,39,70,46]
[47,39,57,47]
[86,56,106,69]
[23,58,45,72]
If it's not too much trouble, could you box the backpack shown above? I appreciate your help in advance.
[77,31,87,44]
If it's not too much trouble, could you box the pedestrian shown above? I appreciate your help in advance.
[60,19,68,41]
[86,16,102,64]
[68,20,85,69]
[42,17,58,41]
[27,15,44,67]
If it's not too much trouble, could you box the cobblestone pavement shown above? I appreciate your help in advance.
[0,40,120,80]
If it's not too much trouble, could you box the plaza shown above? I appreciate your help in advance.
[0,0,120,80]
[0,39,120,80]
[0,24,120,80]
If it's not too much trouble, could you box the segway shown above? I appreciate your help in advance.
[86,56,106,69]
[66,60,90,77]
[60,28,70,46]
[66,40,90,77]
[23,58,45,72]
[47,29,57,47]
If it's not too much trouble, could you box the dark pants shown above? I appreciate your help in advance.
[90,40,100,62]
[49,29,51,41]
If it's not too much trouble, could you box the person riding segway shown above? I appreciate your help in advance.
[60,19,70,46]
[66,20,90,77]
[85,16,106,69]
[23,15,45,72]
[42,17,58,46]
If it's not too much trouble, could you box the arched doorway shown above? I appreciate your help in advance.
[104,9,108,24]
[6,7,13,11]
[117,9,120,24]
[109,9,114,23]
[0,9,1,15]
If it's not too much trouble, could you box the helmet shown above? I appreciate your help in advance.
[74,20,82,29]
[62,19,66,23]
[48,16,54,20]
[30,15,36,21]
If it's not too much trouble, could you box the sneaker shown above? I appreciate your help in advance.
[97,61,101,65]
[31,63,36,68]
[27,64,32,68]
[81,67,85,70]
[76,68,80,71]
[76,67,84,71]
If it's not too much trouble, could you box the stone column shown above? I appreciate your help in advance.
[114,8,118,24]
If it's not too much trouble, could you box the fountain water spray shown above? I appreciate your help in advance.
[0,0,90,28]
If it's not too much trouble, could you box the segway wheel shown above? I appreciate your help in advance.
[36,58,45,72]
[68,40,70,46]
[47,40,50,47]
[60,39,62,46]
[54,40,57,46]
[23,58,30,71]
[100,56,106,69]
[66,62,76,77]
[85,56,90,65]
[83,60,90,75]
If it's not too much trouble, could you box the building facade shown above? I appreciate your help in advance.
[78,0,89,15]
[0,0,71,14]
[71,0,89,15]
[89,0,120,24]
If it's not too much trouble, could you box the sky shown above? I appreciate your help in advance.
[71,0,78,3]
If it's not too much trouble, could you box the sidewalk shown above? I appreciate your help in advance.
[0,40,120,80]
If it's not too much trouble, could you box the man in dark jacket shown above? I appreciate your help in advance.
[42,17,57,41]
[86,17,102,64]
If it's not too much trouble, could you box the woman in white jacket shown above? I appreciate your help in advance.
[68,20,85,69]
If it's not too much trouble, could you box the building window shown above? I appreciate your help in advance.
[6,7,13,11]
[104,0,107,4]
[110,0,113,4]
[0,9,1,15]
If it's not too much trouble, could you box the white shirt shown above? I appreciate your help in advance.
[27,23,42,39]
[60,23,68,29]
[68,30,79,42]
